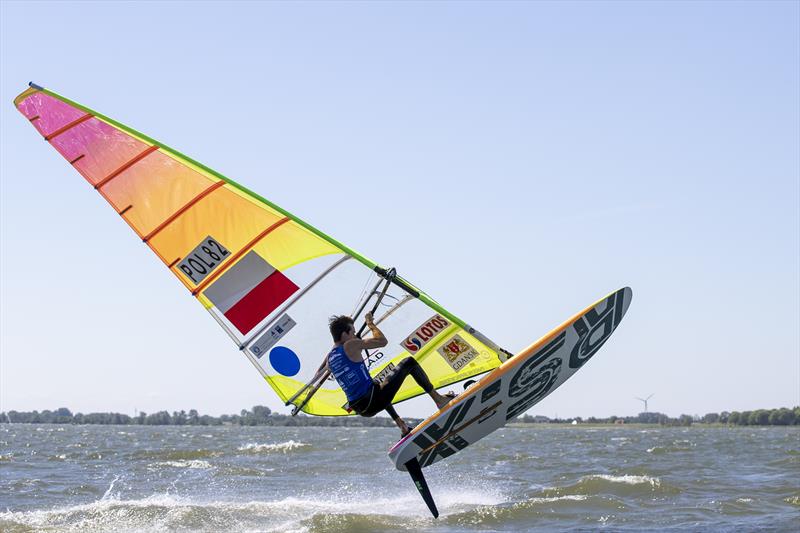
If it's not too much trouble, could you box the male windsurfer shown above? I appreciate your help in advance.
[326,312,455,436]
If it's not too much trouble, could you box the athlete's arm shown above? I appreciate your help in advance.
[343,312,387,361]
[362,312,388,349]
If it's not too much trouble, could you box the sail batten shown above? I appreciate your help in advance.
[15,83,508,416]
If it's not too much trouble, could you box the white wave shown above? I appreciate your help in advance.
[238,440,310,453]
[435,487,506,508]
[528,494,589,504]
[155,459,213,469]
[102,475,120,501]
[0,494,192,531]
[586,474,661,487]
[0,480,508,533]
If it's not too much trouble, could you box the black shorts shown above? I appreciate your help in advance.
[348,357,427,417]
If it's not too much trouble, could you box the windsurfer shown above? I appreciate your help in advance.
[326,313,455,436]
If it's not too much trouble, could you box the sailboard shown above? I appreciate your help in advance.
[389,287,632,516]
[14,83,632,518]
[389,287,632,468]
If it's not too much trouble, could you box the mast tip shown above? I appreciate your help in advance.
[29,81,44,90]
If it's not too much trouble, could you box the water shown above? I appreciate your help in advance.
[1,424,798,532]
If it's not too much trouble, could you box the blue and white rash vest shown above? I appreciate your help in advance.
[328,345,372,402]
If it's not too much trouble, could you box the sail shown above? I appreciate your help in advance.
[14,83,508,416]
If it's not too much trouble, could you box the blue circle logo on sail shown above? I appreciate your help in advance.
[269,346,301,376]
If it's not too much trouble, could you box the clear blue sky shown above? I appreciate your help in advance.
[1,1,798,419]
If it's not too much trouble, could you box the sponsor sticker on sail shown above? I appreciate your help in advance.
[437,334,479,372]
[373,362,397,385]
[401,314,451,353]
[250,314,297,358]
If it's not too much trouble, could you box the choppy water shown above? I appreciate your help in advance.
[1,424,798,532]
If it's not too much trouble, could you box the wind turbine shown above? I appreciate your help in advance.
[636,393,654,413]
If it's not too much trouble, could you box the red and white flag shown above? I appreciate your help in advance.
[203,251,298,335]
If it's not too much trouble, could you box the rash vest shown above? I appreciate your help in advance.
[328,344,373,403]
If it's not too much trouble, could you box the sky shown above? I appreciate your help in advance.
[1,1,798,419]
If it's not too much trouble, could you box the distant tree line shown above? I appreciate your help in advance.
[518,407,800,426]
[2,406,797,427]
[0,406,418,427]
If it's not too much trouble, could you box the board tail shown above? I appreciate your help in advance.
[405,457,438,518]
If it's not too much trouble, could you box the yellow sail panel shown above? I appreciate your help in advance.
[250,221,342,272]
[149,186,285,274]
[268,375,348,416]
[375,329,501,405]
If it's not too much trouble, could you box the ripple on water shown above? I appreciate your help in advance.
[237,440,310,454]
[541,473,680,498]
[446,494,624,528]
[0,490,505,533]
[1,425,797,531]
[130,449,222,461]
[151,459,214,470]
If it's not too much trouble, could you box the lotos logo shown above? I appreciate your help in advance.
[401,314,450,353]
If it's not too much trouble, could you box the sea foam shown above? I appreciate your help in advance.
[237,440,310,453]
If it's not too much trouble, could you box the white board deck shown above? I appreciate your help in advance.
[388,287,632,471]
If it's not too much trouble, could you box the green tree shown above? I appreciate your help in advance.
[749,410,769,425]
[769,408,794,425]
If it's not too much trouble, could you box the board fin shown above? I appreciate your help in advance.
[405,457,438,518]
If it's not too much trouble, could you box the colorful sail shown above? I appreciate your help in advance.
[14,83,509,416]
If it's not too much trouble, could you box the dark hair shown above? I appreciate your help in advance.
[329,315,354,342]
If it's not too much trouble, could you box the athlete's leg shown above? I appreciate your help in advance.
[370,357,453,413]
[384,403,400,420]
[383,403,410,436]
[358,359,423,422]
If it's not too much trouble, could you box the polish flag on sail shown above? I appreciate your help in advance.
[203,251,298,335]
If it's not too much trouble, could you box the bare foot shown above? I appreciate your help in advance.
[435,391,457,409]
